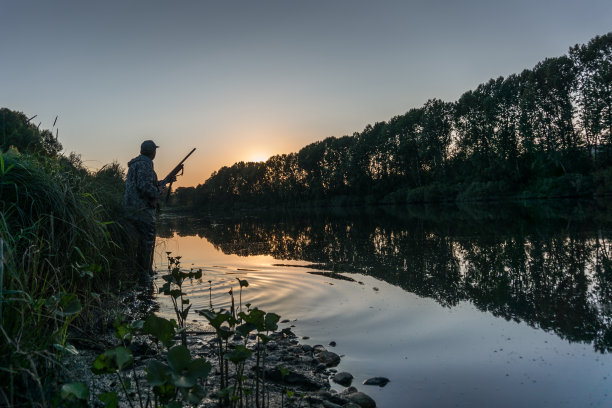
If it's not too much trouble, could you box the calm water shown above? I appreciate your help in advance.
[152,203,612,408]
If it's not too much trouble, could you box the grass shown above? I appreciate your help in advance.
[0,148,139,406]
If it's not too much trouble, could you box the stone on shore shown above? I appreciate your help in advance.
[264,366,321,390]
[316,350,341,367]
[345,391,377,408]
[332,371,354,387]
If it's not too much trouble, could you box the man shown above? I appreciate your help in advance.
[123,140,175,283]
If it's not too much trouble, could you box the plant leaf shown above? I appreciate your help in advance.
[182,384,207,405]
[225,345,252,363]
[180,304,192,320]
[98,391,119,408]
[91,347,133,374]
[143,314,176,347]
[146,360,170,386]
[153,383,176,405]
[54,343,79,355]
[61,382,89,400]
[167,345,191,372]
[171,373,196,388]
[187,358,212,379]
[265,312,280,331]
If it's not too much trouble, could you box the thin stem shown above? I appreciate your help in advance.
[131,361,144,408]
[115,371,135,408]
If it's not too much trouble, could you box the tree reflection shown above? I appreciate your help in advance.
[159,204,612,352]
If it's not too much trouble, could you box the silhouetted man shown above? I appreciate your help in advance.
[124,140,174,283]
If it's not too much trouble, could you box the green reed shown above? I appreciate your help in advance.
[0,150,138,406]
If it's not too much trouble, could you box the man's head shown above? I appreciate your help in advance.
[140,140,159,159]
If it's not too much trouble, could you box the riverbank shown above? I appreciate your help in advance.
[64,282,379,408]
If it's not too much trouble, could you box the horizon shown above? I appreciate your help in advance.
[2,1,611,187]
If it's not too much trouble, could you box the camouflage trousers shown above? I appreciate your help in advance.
[127,209,156,283]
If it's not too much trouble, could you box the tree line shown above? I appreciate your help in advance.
[173,33,612,209]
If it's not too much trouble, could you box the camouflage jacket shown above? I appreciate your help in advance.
[123,155,161,215]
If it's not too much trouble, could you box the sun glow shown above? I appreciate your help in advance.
[248,152,269,163]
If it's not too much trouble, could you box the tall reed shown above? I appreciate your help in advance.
[0,149,137,405]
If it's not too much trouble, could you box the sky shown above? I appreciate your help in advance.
[1,0,611,187]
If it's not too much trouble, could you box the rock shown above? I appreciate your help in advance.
[342,386,358,394]
[316,351,341,367]
[363,377,390,387]
[281,327,296,338]
[315,363,327,372]
[313,344,327,353]
[343,403,362,408]
[345,391,376,408]
[302,344,313,353]
[329,341,337,347]
[289,345,303,354]
[315,390,333,400]
[322,401,343,408]
[263,367,322,390]
[332,372,354,387]
[326,393,350,406]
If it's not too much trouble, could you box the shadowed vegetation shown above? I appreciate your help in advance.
[0,110,140,406]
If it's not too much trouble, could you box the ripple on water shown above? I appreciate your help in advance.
[153,264,340,324]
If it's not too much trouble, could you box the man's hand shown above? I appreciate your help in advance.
[160,174,178,187]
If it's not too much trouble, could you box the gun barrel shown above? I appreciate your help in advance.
[178,148,196,166]
[166,148,196,179]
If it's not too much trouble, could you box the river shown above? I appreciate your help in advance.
[152,201,612,407]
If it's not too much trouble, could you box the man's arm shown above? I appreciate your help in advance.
[136,160,161,200]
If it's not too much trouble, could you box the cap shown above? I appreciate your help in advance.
[140,140,159,155]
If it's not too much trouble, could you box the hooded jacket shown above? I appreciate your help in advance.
[123,154,160,215]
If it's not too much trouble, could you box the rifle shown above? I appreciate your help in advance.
[162,148,196,203]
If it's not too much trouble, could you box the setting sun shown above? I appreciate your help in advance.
[248,152,269,163]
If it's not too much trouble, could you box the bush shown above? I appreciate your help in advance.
[521,173,594,199]
[456,181,513,202]
[593,167,612,196]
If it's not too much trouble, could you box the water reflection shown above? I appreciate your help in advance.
[158,203,612,352]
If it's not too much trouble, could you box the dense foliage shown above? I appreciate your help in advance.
[0,108,63,157]
[0,111,138,406]
[173,33,612,209]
